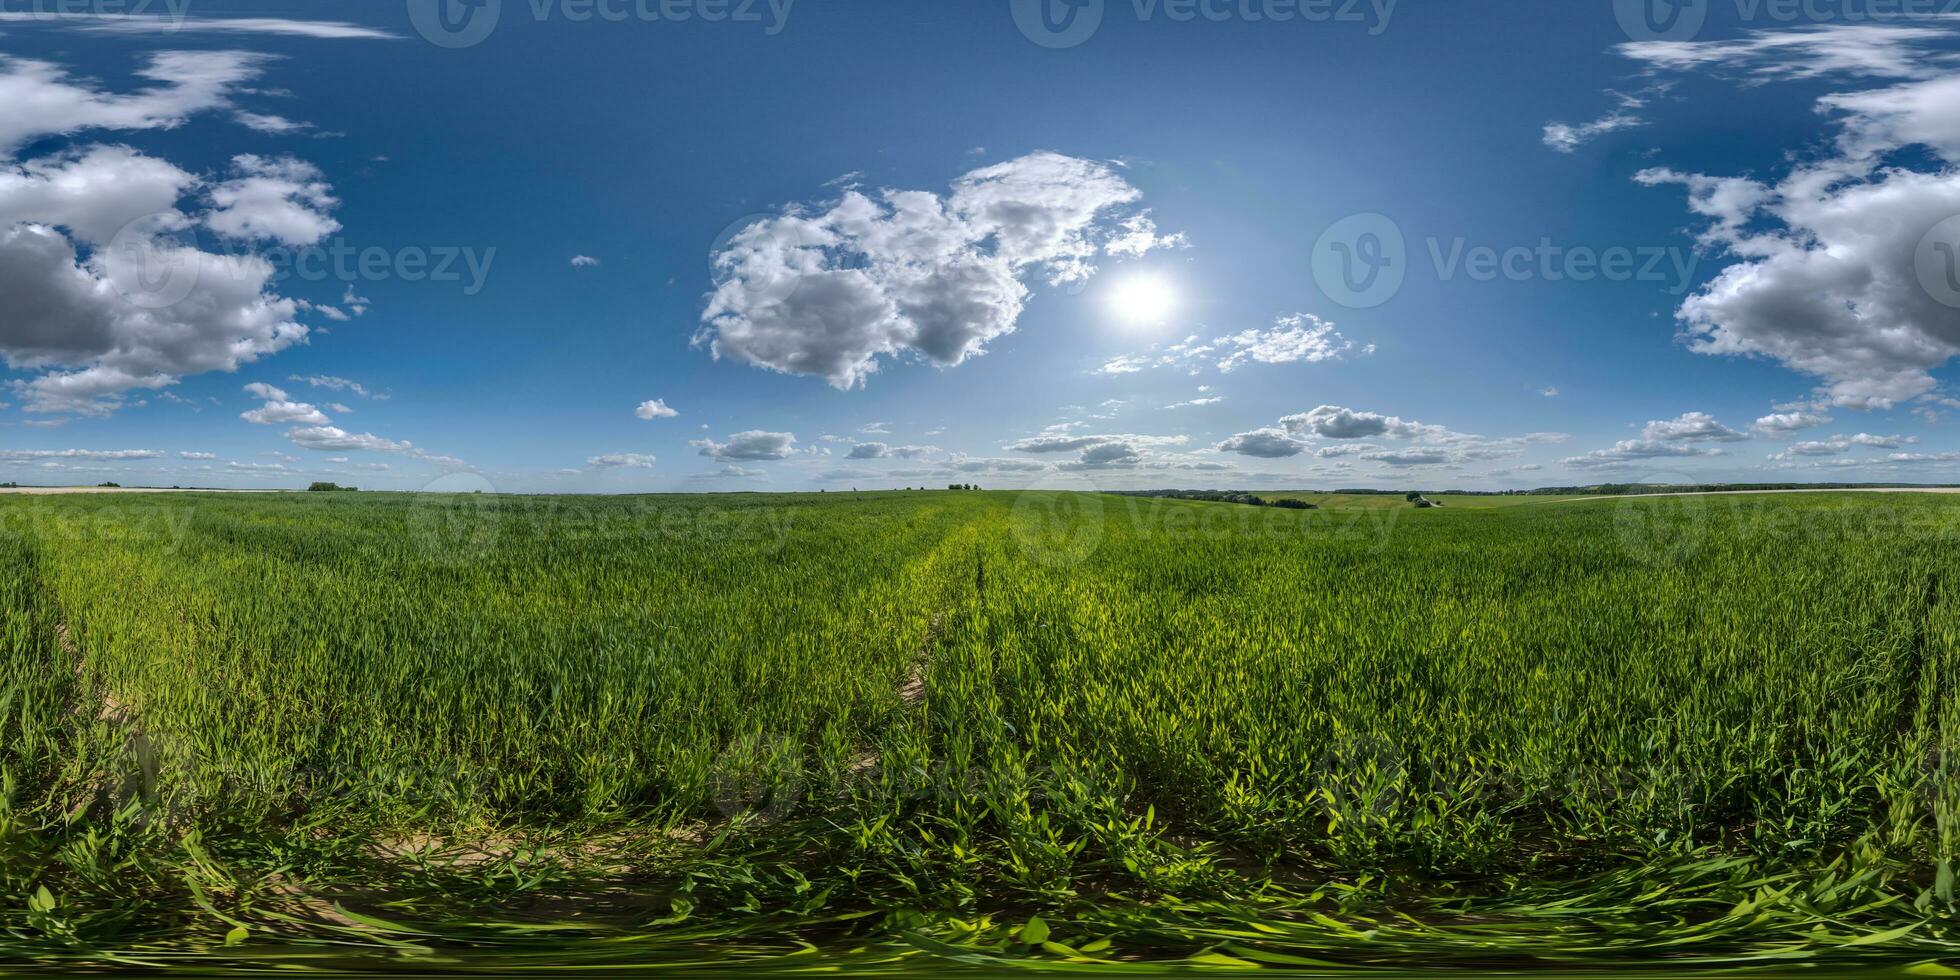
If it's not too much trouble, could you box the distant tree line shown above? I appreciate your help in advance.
[1116,490,1317,510]
[308,482,359,492]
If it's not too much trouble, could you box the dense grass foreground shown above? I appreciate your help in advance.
[0,489,1955,973]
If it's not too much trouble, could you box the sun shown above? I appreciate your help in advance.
[1105,272,1178,325]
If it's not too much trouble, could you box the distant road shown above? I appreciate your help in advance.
[1561,487,1960,503]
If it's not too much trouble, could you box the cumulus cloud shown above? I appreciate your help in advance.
[693,429,797,460]
[1281,405,1446,441]
[946,455,1049,473]
[0,50,269,158]
[1215,428,1308,458]
[0,54,340,416]
[571,254,600,268]
[203,154,340,246]
[697,152,1180,389]
[1215,314,1371,372]
[1752,410,1833,434]
[1622,23,1960,408]
[635,398,678,420]
[1561,412,1750,469]
[178,451,216,460]
[1218,406,1557,468]
[588,453,657,469]
[242,400,331,426]
[1770,432,1914,458]
[1639,411,1747,443]
[847,442,938,460]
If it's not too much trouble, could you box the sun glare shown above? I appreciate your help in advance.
[1106,273,1178,325]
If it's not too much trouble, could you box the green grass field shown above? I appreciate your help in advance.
[0,490,1955,973]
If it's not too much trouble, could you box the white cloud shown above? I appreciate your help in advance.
[0,144,194,244]
[697,152,1179,389]
[1562,411,1748,468]
[588,453,657,469]
[0,54,340,416]
[1639,411,1747,443]
[242,400,331,426]
[1281,405,1446,441]
[286,426,409,453]
[1215,313,1370,372]
[859,422,893,435]
[0,13,400,40]
[693,429,797,460]
[1542,90,1650,153]
[204,154,340,246]
[244,382,289,402]
[178,451,216,460]
[847,442,939,460]
[289,374,384,399]
[571,254,600,268]
[1103,211,1188,257]
[946,455,1048,473]
[0,222,308,415]
[0,50,269,158]
[1098,316,1367,377]
[234,111,310,134]
[1625,23,1960,408]
[1771,432,1914,458]
[1215,427,1308,458]
[635,398,678,420]
[1363,448,1452,466]
[0,448,161,461]
[1752,410,1832,434]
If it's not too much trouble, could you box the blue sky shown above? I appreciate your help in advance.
[7,0,1960,491]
